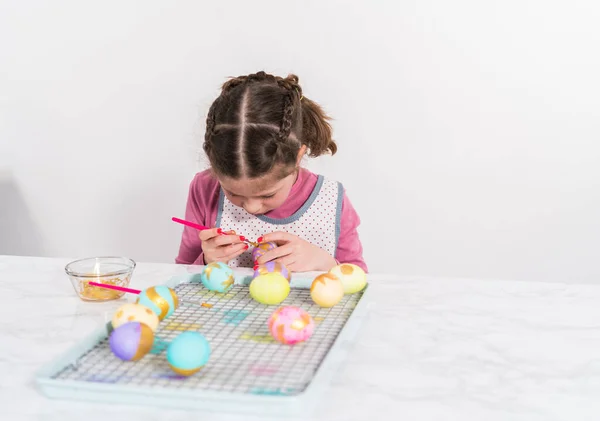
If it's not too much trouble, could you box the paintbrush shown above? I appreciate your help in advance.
[88,281,214,309]
[171,217,258,246]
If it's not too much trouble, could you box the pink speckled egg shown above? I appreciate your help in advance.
[268,306,314,345]
[252,242,278,262]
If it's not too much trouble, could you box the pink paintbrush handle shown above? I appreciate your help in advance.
[89,281,210,308]
[171,217,209,231]
[88,281,141,295]
[171,216,255,245]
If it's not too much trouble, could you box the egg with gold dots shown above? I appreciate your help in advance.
[310,273,344,307]
[109,321,154,361]
[136,286,179,321]
[198,262,235,293]
[167,332,211,376]
[112,303,160,332]
[328,263,367,294]
[249,273,290,305]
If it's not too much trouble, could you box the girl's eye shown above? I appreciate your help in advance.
[261,194,275,199]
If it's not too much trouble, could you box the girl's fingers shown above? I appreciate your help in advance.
[274,255,296,269]
[220,243,248,261]
[257,244,293,264]
[199,228,221,241]
[261,231,297,246]
[218,242,248,258]
[214,233,244,247]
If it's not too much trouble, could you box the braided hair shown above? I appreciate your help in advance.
[203,71,336,179]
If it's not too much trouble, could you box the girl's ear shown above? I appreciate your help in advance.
[296,145,308,167]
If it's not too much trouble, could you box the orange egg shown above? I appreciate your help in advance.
[310,273,344,307]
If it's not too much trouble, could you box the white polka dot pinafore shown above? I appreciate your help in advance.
[217,176,343,268]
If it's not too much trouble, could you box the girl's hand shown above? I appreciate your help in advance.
[200,228,248,264]
[255,232,337,272]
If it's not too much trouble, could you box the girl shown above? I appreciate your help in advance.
[175,71,367,273]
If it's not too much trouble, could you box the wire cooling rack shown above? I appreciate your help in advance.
[36,275,370,416]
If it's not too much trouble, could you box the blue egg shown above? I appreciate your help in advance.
[197,262,235,293]
[166,332,211,376]
[136,285,179,321]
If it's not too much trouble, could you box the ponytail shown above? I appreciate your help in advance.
[301,97,337,157]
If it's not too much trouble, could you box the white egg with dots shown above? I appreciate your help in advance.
[112,303,159,332]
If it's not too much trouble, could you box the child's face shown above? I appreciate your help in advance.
[219,167,298,215]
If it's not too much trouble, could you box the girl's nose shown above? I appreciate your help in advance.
[243,200,262,215]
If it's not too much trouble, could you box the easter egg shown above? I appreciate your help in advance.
[109,322,154,361]
[253,261,291,282]
[198,262,235,293]
[252,241,278,261]
[112,303,160,331]
[166,332,211,376]
[136,286,179,321]
[328,263,367,294]
[268,306,314,345]
[310,273,344,307]
[249,273,290,305]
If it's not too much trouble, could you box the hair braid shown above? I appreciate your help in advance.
[203,97,221,155]
[221,71,276,93]
[273,74,301,142]
[276,75,302,101]
[276,93,295,142]
[221,75,248,92]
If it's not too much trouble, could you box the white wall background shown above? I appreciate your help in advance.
[1,0,599,283]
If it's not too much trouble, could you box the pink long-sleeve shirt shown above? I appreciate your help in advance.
[175,168,367,272]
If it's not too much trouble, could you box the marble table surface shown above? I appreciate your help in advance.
[1,255,600,421]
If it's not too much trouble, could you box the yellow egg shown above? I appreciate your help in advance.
[249,273,290,305]
[328,263,367,294]
[310,273,344,307]
[112,303,160,332]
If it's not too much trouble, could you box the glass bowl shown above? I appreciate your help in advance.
[65,256,136,301]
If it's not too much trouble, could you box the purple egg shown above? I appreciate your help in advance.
[109,322,154,361]
[252,242,278,261]
[253,261,291,282]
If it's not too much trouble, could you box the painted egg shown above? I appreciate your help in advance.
[310,273,344,307]
[253,261,291,282]
[166,331,211,376]
[252,241,278,262]
[112,303,159,331]
[328,263,367,294]
[268,306,314,345]
[198,262,235,293]
[136,286,179,321]
[109,322,154,361]
[249,273,290,305]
